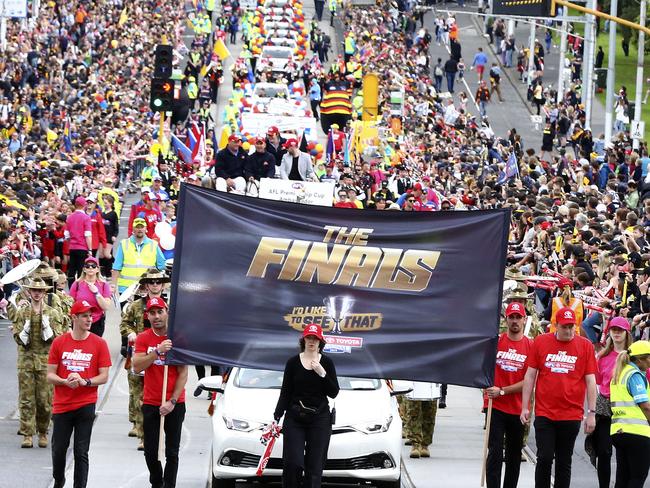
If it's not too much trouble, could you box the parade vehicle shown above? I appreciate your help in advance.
[266,37,298,50]
[199,367,407,488]
[245,82,311,117]
[263,0,291,7]
[261,21,301,39]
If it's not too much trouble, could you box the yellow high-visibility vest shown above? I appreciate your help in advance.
[610,364,650,438]
[117,239,158,289]
[550,296,583,334]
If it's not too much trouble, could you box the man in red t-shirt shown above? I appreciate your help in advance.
[485,301,532,488]
[520,307,597,488]
[47,300,111,488]
[133,297,188,488]
[334,189,357,208]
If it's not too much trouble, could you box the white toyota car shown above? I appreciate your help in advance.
[199,367,408,488]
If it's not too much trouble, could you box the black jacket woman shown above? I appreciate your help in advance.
[274,324,340,488]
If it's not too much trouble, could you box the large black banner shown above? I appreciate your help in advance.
[168,184,510,387]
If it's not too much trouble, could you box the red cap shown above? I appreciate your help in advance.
[284,138,299,149]
[71,300,94,315]
[505,302,527,317]
[556,307,576,326]
[228,134,241,143]
[74,196,87,207]
[267,126,280,135]
[302,323,324,341]
[146,297,168,311]
[254,137,266,144]
[413,183,423,192]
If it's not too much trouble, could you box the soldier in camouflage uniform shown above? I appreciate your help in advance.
[119,268,169,450]
[12,278,65,448]
[8,263,71,331]
[404,398,438,458]
[54,270,74,313]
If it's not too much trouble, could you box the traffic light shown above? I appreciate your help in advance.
[153,45,173,79]
[150,78,174,112]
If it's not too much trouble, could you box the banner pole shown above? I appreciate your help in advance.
[158,365,169,461]
[480,397,493,487]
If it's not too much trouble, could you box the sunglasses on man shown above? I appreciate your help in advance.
[147,279,164,285]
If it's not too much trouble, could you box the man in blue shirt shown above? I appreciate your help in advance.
[111,219,166,295]
[309,79,322,121]
[471,47,489,82]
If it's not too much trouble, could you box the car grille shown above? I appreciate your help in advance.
[219,450,394,470]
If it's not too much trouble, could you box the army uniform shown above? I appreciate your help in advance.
[12,290,65,447]
[120,296,149,442]
[8,262,72,330]
[404,399,438,458]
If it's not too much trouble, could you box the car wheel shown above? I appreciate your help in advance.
[211,476,236,488]
[375,477,401,488]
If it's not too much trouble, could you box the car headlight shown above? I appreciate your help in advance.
[222,416,265,432]
[353,415,393,434]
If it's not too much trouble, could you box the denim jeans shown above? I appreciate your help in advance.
[446,72,455,93]
[582,312,602,343]
[479,100,487,117]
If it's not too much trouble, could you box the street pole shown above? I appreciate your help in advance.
[0,18,5,52]
[558,18,568,102]
[528,21,536,86]
[633,0,646,149]
[604,0,618,142]
[507,19,515,37]
[583,0,597,130]
[0,0,5,53]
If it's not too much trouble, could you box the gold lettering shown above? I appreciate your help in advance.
[277,240,311,280]
[352,228,373,246]
[322,226,340,243]
[295,242,349,284]
[371,248,403,289]
[396,250,440,292]
[372,248,440,291]
[333,246,382,288]
[246,237,291,278]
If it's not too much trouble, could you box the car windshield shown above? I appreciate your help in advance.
[235,369,381,390]
[263,48,292,59]
[255,86,288,98]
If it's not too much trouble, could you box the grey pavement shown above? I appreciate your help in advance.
[401,385,605,488]
[424,7,607,148]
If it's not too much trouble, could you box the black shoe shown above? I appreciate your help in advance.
[193,386,203,397]
[439,398,447,409]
